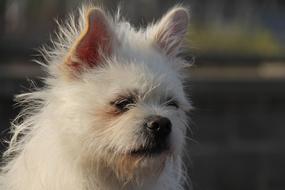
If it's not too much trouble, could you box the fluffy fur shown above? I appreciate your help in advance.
[0,4,192,190]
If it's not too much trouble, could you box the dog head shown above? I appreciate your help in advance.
[47,6,191,184]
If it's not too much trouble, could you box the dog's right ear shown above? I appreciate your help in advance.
[63,8,115,77]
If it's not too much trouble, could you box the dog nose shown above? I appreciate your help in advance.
[145,115,172,138]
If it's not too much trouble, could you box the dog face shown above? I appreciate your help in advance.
[49,7,190,182]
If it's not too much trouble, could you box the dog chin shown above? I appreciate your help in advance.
[115,147,171,181]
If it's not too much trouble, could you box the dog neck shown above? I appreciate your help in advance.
[2,124,183,190]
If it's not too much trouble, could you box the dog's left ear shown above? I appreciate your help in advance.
[152,7,189,56]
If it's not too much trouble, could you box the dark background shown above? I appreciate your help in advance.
[0,0,285,190]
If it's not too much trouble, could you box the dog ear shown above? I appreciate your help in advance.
[64,8,114,76]
[153,7,189,56]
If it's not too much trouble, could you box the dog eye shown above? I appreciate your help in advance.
[166,99,179,108]
[112,98,134,111]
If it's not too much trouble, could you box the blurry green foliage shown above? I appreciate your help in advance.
[188,24,284,57]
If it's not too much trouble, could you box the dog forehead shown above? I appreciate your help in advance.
[88,60,183,99]
[88,21,184,95]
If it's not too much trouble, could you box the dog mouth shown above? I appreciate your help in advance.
[129,143,170,156]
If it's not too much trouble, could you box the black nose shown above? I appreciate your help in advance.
[145,115,172,138]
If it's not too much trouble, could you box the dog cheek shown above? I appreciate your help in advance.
[169,115,187,154]
[83,107,139,151]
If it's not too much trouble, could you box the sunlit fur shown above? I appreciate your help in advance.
[0,4,192,190]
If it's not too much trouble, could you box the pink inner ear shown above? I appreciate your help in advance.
[76,20,111,67]
[70,9,112,70]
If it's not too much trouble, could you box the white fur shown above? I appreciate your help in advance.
[0,5,191,190]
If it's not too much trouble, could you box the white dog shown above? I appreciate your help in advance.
[0,4,191,190]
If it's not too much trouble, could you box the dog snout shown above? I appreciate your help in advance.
[144,115,172,138]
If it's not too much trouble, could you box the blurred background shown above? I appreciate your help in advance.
[0,0,284,190]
